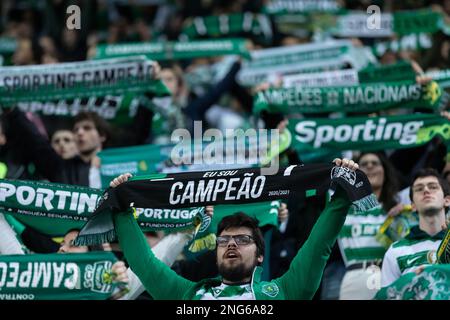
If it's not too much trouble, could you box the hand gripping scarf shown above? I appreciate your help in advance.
[74,164,377,246]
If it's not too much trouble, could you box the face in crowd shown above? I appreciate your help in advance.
[216,226,263,284]
[358,153,384,190]
[411,175,450,217]
[72,120,105,155]
[51,130,78,159]
[58,230,88,253]
[160,68,180,95]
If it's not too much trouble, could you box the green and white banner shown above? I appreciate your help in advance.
[0,252,119,300]
[255,80,444,114]
[0,56,170,108]
[0,179,205,236]
[330,9,442,38]
[94,39,250,60]
[181,12,273,44]
[426,69,450,89]
[375,264,450,300]
[238,40,376,86]
[372,33,432,57]
[283,69,359,88]
[98,138,270,188]
[15,92,143,125]
[282,61,417,88]
[332,12,393,38]
[99,144,169,188]
[288,113,450,151]
[264,0,342,15]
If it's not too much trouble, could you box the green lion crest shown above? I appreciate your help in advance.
[261,283,280,297]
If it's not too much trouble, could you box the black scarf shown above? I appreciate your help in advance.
[75,164,377,246]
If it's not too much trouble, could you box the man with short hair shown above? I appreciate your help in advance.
[109,158,359,300]
[381,168,450,287]
[2,107,111,187]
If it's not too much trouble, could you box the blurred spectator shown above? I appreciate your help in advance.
[51,129,78,159]
[338,152,400,300]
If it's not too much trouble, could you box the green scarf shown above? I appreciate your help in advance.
[282,62,417,88]
[99,144,168,188]
[238,40,374,86]
[0,37,16,66]
[282,68,359,88]
[0,179,206,237]
[372,33,432,57]
[331,9,441,38]
[98,131,285,188]
[288,113,450,151]
[0,57,170,108]
[94,39,250,60]
[375,264,450,300]
[254,80,444,114]
[15,92,144,125]
[264,0,342,15]
[0,252,119,300]
[181,12,273,45]
[358,61,417,83]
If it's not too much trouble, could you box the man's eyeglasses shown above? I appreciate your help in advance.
[412,182,441,194]
[216,234,254,247]
[359,160,381,168]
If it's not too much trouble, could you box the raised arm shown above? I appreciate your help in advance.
[111,173,196,299]
[3,107,65,182]
[276,159,357,299]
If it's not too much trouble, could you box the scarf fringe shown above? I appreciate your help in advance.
[74,229,116,247]
[351,193,381,212]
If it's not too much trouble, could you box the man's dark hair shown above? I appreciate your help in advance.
[217,212,265,258]
[409,168,450,201]
[73,112,112,147]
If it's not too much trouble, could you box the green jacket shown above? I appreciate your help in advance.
[114,187,351,300]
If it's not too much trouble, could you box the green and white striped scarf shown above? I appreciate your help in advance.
[0,252,120,300]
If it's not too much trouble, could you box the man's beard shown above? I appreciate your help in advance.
[218,260,255,283]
